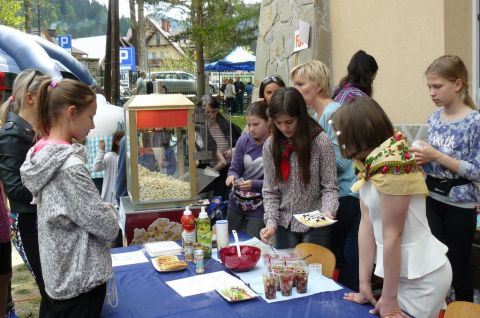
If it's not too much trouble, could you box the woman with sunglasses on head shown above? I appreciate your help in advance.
[332,50,378,104]
[0,69,51,315]
[259,87,338,249]
[258,75,286,106]
[290,60,360,291]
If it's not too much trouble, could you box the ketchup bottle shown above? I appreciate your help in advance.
[181,206,196,247]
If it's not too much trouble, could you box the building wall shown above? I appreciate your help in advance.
[444,0,472,80]
[330,0,473,125]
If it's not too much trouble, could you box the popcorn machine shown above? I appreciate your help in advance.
[124,94,196,210]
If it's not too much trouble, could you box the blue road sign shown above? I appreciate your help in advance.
[120,47,136,71]
[57,35,72,50]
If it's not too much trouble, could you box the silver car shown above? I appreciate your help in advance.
[151,71,215,95]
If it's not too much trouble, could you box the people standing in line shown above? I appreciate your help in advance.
[20,79,119,317]
[224,79,236,114]
[332,50,378,104]
[92,130,124,206]
[234,76,245,114]
[201,95,242,200]
[337,97,451,318]
[410,55,480,302]
[0,69,51,315]
[258,75,286,106]
[290,60,360,291]
[226,101,269,239]
[259,87,338,249]
[135,72,147,95]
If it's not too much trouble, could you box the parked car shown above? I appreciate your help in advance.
[150,71,216,95]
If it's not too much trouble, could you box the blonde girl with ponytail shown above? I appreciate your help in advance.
[411,55,480,302]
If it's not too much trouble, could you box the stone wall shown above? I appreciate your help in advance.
[254,0,331,91]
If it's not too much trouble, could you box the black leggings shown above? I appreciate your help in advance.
[331,196,360,291]
[275,225,331,249]
[17,213,50,316]
[426,197,476,302]
[45,283,106,318]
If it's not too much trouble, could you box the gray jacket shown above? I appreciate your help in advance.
[20,143,119,300]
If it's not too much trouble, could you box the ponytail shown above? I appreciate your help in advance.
[35,78,96,137]
[36,79,53,137]
[463,94,476,110]
[0,98,17,124]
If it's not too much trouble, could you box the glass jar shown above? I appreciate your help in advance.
[184,240,194,262]
[195,249,205,274]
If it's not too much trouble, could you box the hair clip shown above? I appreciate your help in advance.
[50,80,58,88]
[336,131,341,136]
[8,96,15,102]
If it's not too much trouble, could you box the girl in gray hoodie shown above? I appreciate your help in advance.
[20,79,119,317]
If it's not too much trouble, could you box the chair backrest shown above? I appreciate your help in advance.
[444,301,480,318]
[294,243,336,278]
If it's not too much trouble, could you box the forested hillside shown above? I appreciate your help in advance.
[0,0,130,37]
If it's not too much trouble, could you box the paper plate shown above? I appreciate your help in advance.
[216,286,258,302]
[294,211,337,228]
[151,256,188,272]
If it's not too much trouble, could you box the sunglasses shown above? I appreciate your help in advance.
[262,75,283,85]
[25,69,42,95]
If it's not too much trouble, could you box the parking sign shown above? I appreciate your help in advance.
[120,47,136,71]
[57,35,72,54]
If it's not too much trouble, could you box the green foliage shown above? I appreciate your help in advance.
[151,54,196,73]
[17,0,131,38]
[148,0,259,61]
[0,0,24,29]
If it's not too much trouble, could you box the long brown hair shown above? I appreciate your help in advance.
[332,96,394,159]
[269,87,319,186]
[36,79,96,136]
[332,50,378,98]
[425,55,476,110]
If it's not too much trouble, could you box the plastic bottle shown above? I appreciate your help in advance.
[196,207,212,258]
[181,206,196,248]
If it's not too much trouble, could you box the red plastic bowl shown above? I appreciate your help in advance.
[219,245,261,272]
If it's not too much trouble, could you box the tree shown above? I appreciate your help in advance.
[23,0,32,33]
[144,0,259,97]
[0,0,24,29]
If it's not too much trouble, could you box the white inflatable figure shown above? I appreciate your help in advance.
[86,94,125,180]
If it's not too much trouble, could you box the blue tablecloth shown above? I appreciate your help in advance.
[102,245,374,318]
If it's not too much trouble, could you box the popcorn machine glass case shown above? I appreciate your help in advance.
[125,94,196,210]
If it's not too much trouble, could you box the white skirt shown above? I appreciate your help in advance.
[397,260,452,318]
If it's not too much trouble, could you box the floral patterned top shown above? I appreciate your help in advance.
[423,109,480,205]
[352,132,428,196]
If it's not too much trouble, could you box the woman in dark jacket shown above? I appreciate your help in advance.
[0,69,50,315]
[198,95,242,200]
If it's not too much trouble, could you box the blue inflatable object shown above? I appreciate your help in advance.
[0,25,95,85]
[0,25,62,80]
[30,35,94,85]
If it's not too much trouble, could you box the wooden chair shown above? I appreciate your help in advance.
[294,243,336,279]
[444,301,480,318]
